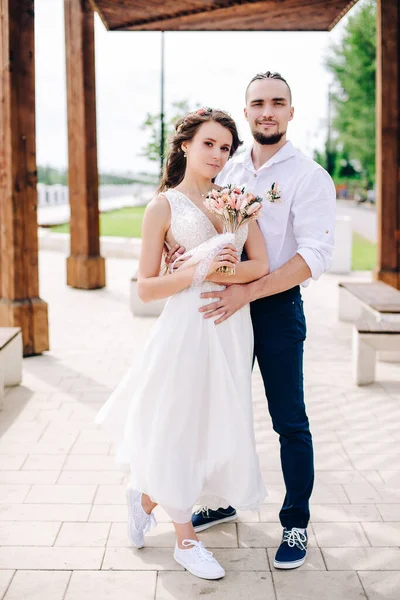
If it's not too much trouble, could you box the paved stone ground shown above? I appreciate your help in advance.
[0,251,399,599]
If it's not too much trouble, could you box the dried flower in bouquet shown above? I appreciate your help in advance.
[204,185,263,275]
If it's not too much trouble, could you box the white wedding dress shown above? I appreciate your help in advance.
[95,188,266,522]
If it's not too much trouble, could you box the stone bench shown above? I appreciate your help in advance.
[353,319,400,385]
[338,282,400,384]
[0,328,23,408]
[339,281,400,323]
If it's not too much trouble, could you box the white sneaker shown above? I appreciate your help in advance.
[126,486,157,548]
[174,539,225,580]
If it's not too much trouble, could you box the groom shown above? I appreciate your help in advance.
[167,71,336,569]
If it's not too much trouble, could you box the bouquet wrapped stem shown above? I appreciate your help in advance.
[220,222,239,275]
[204,185,263,276]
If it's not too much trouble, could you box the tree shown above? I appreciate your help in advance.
[314,142,339,177]
[325,0,376,185]
[37,165,156,186]
[38,165,68,185]
[140,100,199,163]
[314,144,361,180]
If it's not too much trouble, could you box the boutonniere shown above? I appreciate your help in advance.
[265,181,282,203]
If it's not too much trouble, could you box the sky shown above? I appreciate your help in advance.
[34,0,358,175]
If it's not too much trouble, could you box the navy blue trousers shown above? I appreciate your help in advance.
[250,286,314,529]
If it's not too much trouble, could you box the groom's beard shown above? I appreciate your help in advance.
[252,129,286,146]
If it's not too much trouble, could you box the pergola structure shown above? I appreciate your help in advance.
[0,0,398,355]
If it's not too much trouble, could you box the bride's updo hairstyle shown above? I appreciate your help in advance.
[159,107,242,192]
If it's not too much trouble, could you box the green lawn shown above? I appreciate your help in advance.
[51,206,146,238]
[352,232,377,271]
[51,207,377,271]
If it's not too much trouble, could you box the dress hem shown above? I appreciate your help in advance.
[136,487,268,524]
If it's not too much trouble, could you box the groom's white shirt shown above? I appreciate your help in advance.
[215,141,336,286]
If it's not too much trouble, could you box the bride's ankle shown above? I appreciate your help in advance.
[176,536,199,550]
[141,493,157,515]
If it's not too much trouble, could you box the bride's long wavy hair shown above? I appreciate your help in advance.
[158,108,242,192]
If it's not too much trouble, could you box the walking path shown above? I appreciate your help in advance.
[0,252,399,599]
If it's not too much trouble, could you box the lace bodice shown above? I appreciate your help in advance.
[163,189,248,253]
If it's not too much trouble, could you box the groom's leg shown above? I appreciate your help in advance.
[251,287,313,529]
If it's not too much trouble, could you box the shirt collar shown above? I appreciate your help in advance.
[236,140,297,172]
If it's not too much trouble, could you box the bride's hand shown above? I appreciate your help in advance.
[164,243,188,272]
[207,244,239,277]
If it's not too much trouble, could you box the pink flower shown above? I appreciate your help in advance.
[217,198,225,209]
[233,187,241,195]
[246,201,262,215]
[221,193,230,205]
[229,194,236,209]
[240,197,249,210]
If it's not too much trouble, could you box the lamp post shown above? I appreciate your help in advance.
[160,31,165,177]
[326,83,334,175]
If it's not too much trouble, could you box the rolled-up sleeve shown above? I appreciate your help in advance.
[292,167,336,281]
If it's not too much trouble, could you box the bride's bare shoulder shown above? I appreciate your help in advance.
[148,192,170,209]
[144,192,171,221]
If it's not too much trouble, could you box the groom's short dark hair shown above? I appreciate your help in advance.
[246,71,292,104]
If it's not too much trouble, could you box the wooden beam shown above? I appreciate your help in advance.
[0,0,49,356]
[91,0,357,32]
[64,0,105,289]
[375,0,400,289]
[117,0,347,31]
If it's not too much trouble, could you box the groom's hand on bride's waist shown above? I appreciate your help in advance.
[199,284,249,325]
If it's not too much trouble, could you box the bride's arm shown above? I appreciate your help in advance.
[138,195,197,302]
[206,221,269,285]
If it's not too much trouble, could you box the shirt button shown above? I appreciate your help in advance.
[253,173,257,178]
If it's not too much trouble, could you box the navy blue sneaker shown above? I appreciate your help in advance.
[274,528,308,569]
[192,506,237,532]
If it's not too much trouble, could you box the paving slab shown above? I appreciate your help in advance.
[0,252,399,599]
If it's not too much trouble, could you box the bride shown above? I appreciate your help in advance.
[95,107,269,580]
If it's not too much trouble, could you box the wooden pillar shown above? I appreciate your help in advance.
[0,0,49,356]
[64,0,105,289]
[375,0,400,289]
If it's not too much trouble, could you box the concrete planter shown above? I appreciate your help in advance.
[330,216,352,274]
[130,272,167,317]
[0,328,23,409]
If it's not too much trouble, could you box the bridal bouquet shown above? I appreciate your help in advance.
[204,185,263,275]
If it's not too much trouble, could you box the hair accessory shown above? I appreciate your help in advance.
[176,107,213,133]
[196,107,213,116]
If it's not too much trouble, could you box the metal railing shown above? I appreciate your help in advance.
[37,183,156,207]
